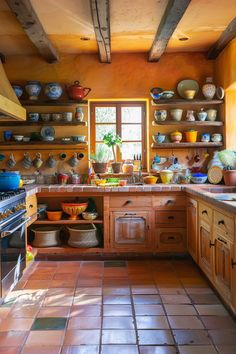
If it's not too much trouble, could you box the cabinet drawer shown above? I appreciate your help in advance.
[214,210,234,237]
[156,228,186,252]
[199,202,212,223]
[26,195,37,217]
[155,211,186,226]
[110,196,151,209]
[153,196,186,209]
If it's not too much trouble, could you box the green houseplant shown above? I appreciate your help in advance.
[90,144,110,174]
[103,132,122,173]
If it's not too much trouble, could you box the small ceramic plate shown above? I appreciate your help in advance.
[216,86,225,99]
[40,126,55,140]
[177,79,199,98]
[207,166,223,184]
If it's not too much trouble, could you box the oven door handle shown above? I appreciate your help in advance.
[1,217,31,238]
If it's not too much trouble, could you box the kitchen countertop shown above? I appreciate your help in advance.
[24,184,236,214]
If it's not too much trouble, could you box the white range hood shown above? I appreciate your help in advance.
[0,59,26,121]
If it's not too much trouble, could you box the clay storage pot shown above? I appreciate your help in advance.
[92,162,108,173]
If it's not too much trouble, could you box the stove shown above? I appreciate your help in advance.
[0,189,29,298]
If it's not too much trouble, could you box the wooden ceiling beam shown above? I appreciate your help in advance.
[207,17,236,59]
[6,0,59,63]
[90,0,111,63]
[149,0,191,62]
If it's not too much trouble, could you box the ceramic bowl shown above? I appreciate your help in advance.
[12,85,23,98]
[177,79,199,98]
[143,176,158,184]
[211,133,222,142]
[71,135,86,142]
[61,202,88,220]
[150,87,163,100]
[184,89,196,99]
[152,134,166,144]
[13,135,24,142]
[28,112,40,122]
[206,109,217,121]
[160,170,174,184]
[161,91,174,99]
[23,137,30,142]
[197,111,207,121]
[41,113,51,122]
[82,212,98,220]
[46,211,62,221]
[170,109,183,121]
[191,173,208,184]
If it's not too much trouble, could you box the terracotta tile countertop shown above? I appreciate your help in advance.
[24,184,236,214]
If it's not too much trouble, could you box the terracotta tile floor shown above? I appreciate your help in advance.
[0,258,236,353]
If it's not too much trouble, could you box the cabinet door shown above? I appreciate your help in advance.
[187,198,198,262]
[110,211,151,250]
[199,220,214,280]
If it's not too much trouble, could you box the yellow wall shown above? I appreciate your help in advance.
[1,52,215,174]
[215,38,236,150]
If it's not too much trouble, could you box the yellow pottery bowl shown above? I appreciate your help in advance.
[143,175,158,184]
[160,170,173,184]
[61,202,88,220]
[184,89,196,100]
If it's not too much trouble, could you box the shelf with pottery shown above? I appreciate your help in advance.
[151,99,223,106]
[0,140,88,146]
[152,121,223,126]
[33,245,104,255]
[20,99,88,106]
[151,142,223,149]
[0,120,87,126]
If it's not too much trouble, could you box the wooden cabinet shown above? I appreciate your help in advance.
[26,194,37,227]
[110,211,152,250]
[198,217,214,280]
[187,198,198,262]
[152,195,186,210]
[156,228,186,252]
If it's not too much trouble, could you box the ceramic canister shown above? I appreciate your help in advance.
[201,133,211,142]
[45,82,63,100]
[202,77,216,100]
[211,133,222,142]
[25,81,41,100]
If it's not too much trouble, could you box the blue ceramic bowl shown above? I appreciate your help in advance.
[152,134,166,144]
[191,173,208,184]
[12,85,23,98]
[150,87,163,100]
[161,91,174,99]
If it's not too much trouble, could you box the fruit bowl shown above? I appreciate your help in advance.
[61,202,88,220]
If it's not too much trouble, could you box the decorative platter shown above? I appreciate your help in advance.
[177,79,199,98]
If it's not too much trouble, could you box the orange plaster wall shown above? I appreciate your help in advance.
[2,52,214,172]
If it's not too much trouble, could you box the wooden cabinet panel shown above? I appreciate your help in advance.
[26,194,37,218]
[156,228,186,252]
[214,211,234,240]
[155,211,186,226]
[199,202,213,224]
[199,220,213,280]
[187,198,198,263]
[110,211,152,250]
[110,196,151,209]
[153,196,186,210]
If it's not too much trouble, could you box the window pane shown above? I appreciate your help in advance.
[95,143,113,160]
[122,142,142,160]
[121,107,142,123]
[122,124,142,141]
[95,107,116,123]
[96,124,116,141]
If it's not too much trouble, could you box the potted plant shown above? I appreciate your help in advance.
[103,132,123,173]
[90,144,110,174]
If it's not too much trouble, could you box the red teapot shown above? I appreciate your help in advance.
[66,81,91,100]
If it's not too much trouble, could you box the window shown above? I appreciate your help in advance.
[90,102,147,168]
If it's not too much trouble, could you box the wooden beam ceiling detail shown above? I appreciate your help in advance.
[149,0,191,62]
[90,0,111,63]
[207,17,236,59]
[6,0,59,63]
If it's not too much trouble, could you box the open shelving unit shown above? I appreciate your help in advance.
[33,219,103,225]
[151,99,223,106]
[20,99,88,106]
[151,142,223,149]
[0,121,87,126]
[152,121,223,127]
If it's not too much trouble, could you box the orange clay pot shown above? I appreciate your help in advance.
[185,130,198,143]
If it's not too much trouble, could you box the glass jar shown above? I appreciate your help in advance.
[123,160,134,174]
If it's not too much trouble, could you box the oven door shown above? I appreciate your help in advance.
[0,215,30,297]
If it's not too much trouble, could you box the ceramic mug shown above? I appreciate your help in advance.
[154,110,167,122]
[68,153,79,167]
[3,131,13,141]
[33,153,43,168]
[7,153,16,169]
[46,154,57,168]
[201,133,211,142]
[22,153,32,169]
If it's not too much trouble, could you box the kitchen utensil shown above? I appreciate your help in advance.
[12,85,23,98]
[44,82,63,100]
[67,224,98,248]
[71,135,86,142]
[170,131,182,143]
[23,137,30,142]
[71,174,81,184]
[7,153,16,169]
[66,81,91,100]
[170,109,183,121]
[61,202,88,220]
[40,113,51,122]
[150,87,163,100]
[68,153,79,167]
[152,133,166,144]
[62,112,73,122]
[161,91,174,99]
[82,212,98,220]
[177,79,199,98]
[32,227,61,247]
[185,130,198,143]
[186,110,195,121]
[216,86,225,99]
[183,89,196,99]
[202,77,216,100]
[0,171,20,191]
[52,113,62,122]
[211,133,222,142]
[33,153,43,168]
[207,166,223,184]
[223,170,236,186]
[46,154,57,168]
[201,133,211,142]
[75,107,84,121]
[58,173,69,184]
[61,137,71,143]
[197,108,207,121]
[22,153,32,169]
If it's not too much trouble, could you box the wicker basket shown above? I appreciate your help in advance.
[32,227,61,247]
[67,224,98,248]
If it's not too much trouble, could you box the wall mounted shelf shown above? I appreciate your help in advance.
[0,121,87,126]
[20,99,88,106]
[151,142,223,149]
[151,99,223,106]
[33,219,103,225]
[152,121,223,126]
[0,141,88,146]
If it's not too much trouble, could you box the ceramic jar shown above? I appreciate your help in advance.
[211,133,222,142]
[25,81,41,100]
[206,109,217,121]
[201,133,211,142]
[22,153,32,169]
[153,133,166,144]
[154,110,167,122]
[46,154,57,168]
[202,77,216,100]
[170,130,182,143]
[28,112,40,122]
[75,107,84,122]
[44,82,63,100]
[197,108,207,121]
[12,85,23,98]
[7,154,16,169]
[160,170,173,184]
[3,131,12,141]
[185,130,198,143]
[41,113,51,122]
[58,173,69,184]
[186,110,195,121]
[68,153,79,167]
[170,109,183,121]
[62,112,73,122]
[33,153,43,168]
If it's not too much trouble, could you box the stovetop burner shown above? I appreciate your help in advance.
[0,189,25,201]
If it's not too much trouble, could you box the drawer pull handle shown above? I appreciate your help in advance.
[124,200,132,206]
[166,200,173,205]
[209,241,215,247]
[168,216,174,220]
[124,213,137,216]
[231,260,236,268]
[217,237,227,245]
[218,220,225,226]
[202,210,208,215]
[167,236,175,240]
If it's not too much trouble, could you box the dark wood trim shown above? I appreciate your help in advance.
[151,99,223,106]
[0,53,6,63]
[148,0,191,62]
[6,0,59,63]
[208,17,236,59]
[90,0,111,63]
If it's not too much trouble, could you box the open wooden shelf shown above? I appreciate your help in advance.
[151,99,223,106]
[20,99,88,106]
[0,140,88,146]
[33,245,104,255]
[0,121,87,126]
[33,219,103,225]
[152,120,223,126]
[151,142,223,149]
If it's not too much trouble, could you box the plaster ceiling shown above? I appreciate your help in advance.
[0,0,235,56]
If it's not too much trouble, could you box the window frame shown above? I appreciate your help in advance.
[90,101,147,169]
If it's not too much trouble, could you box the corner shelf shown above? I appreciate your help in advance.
[151,99,223,106]
[152,121,223,127]
[20,99,88,106]
[151,142,223,149]
[0,121,87,126]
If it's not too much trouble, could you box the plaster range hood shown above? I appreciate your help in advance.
[0,59,26,121]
